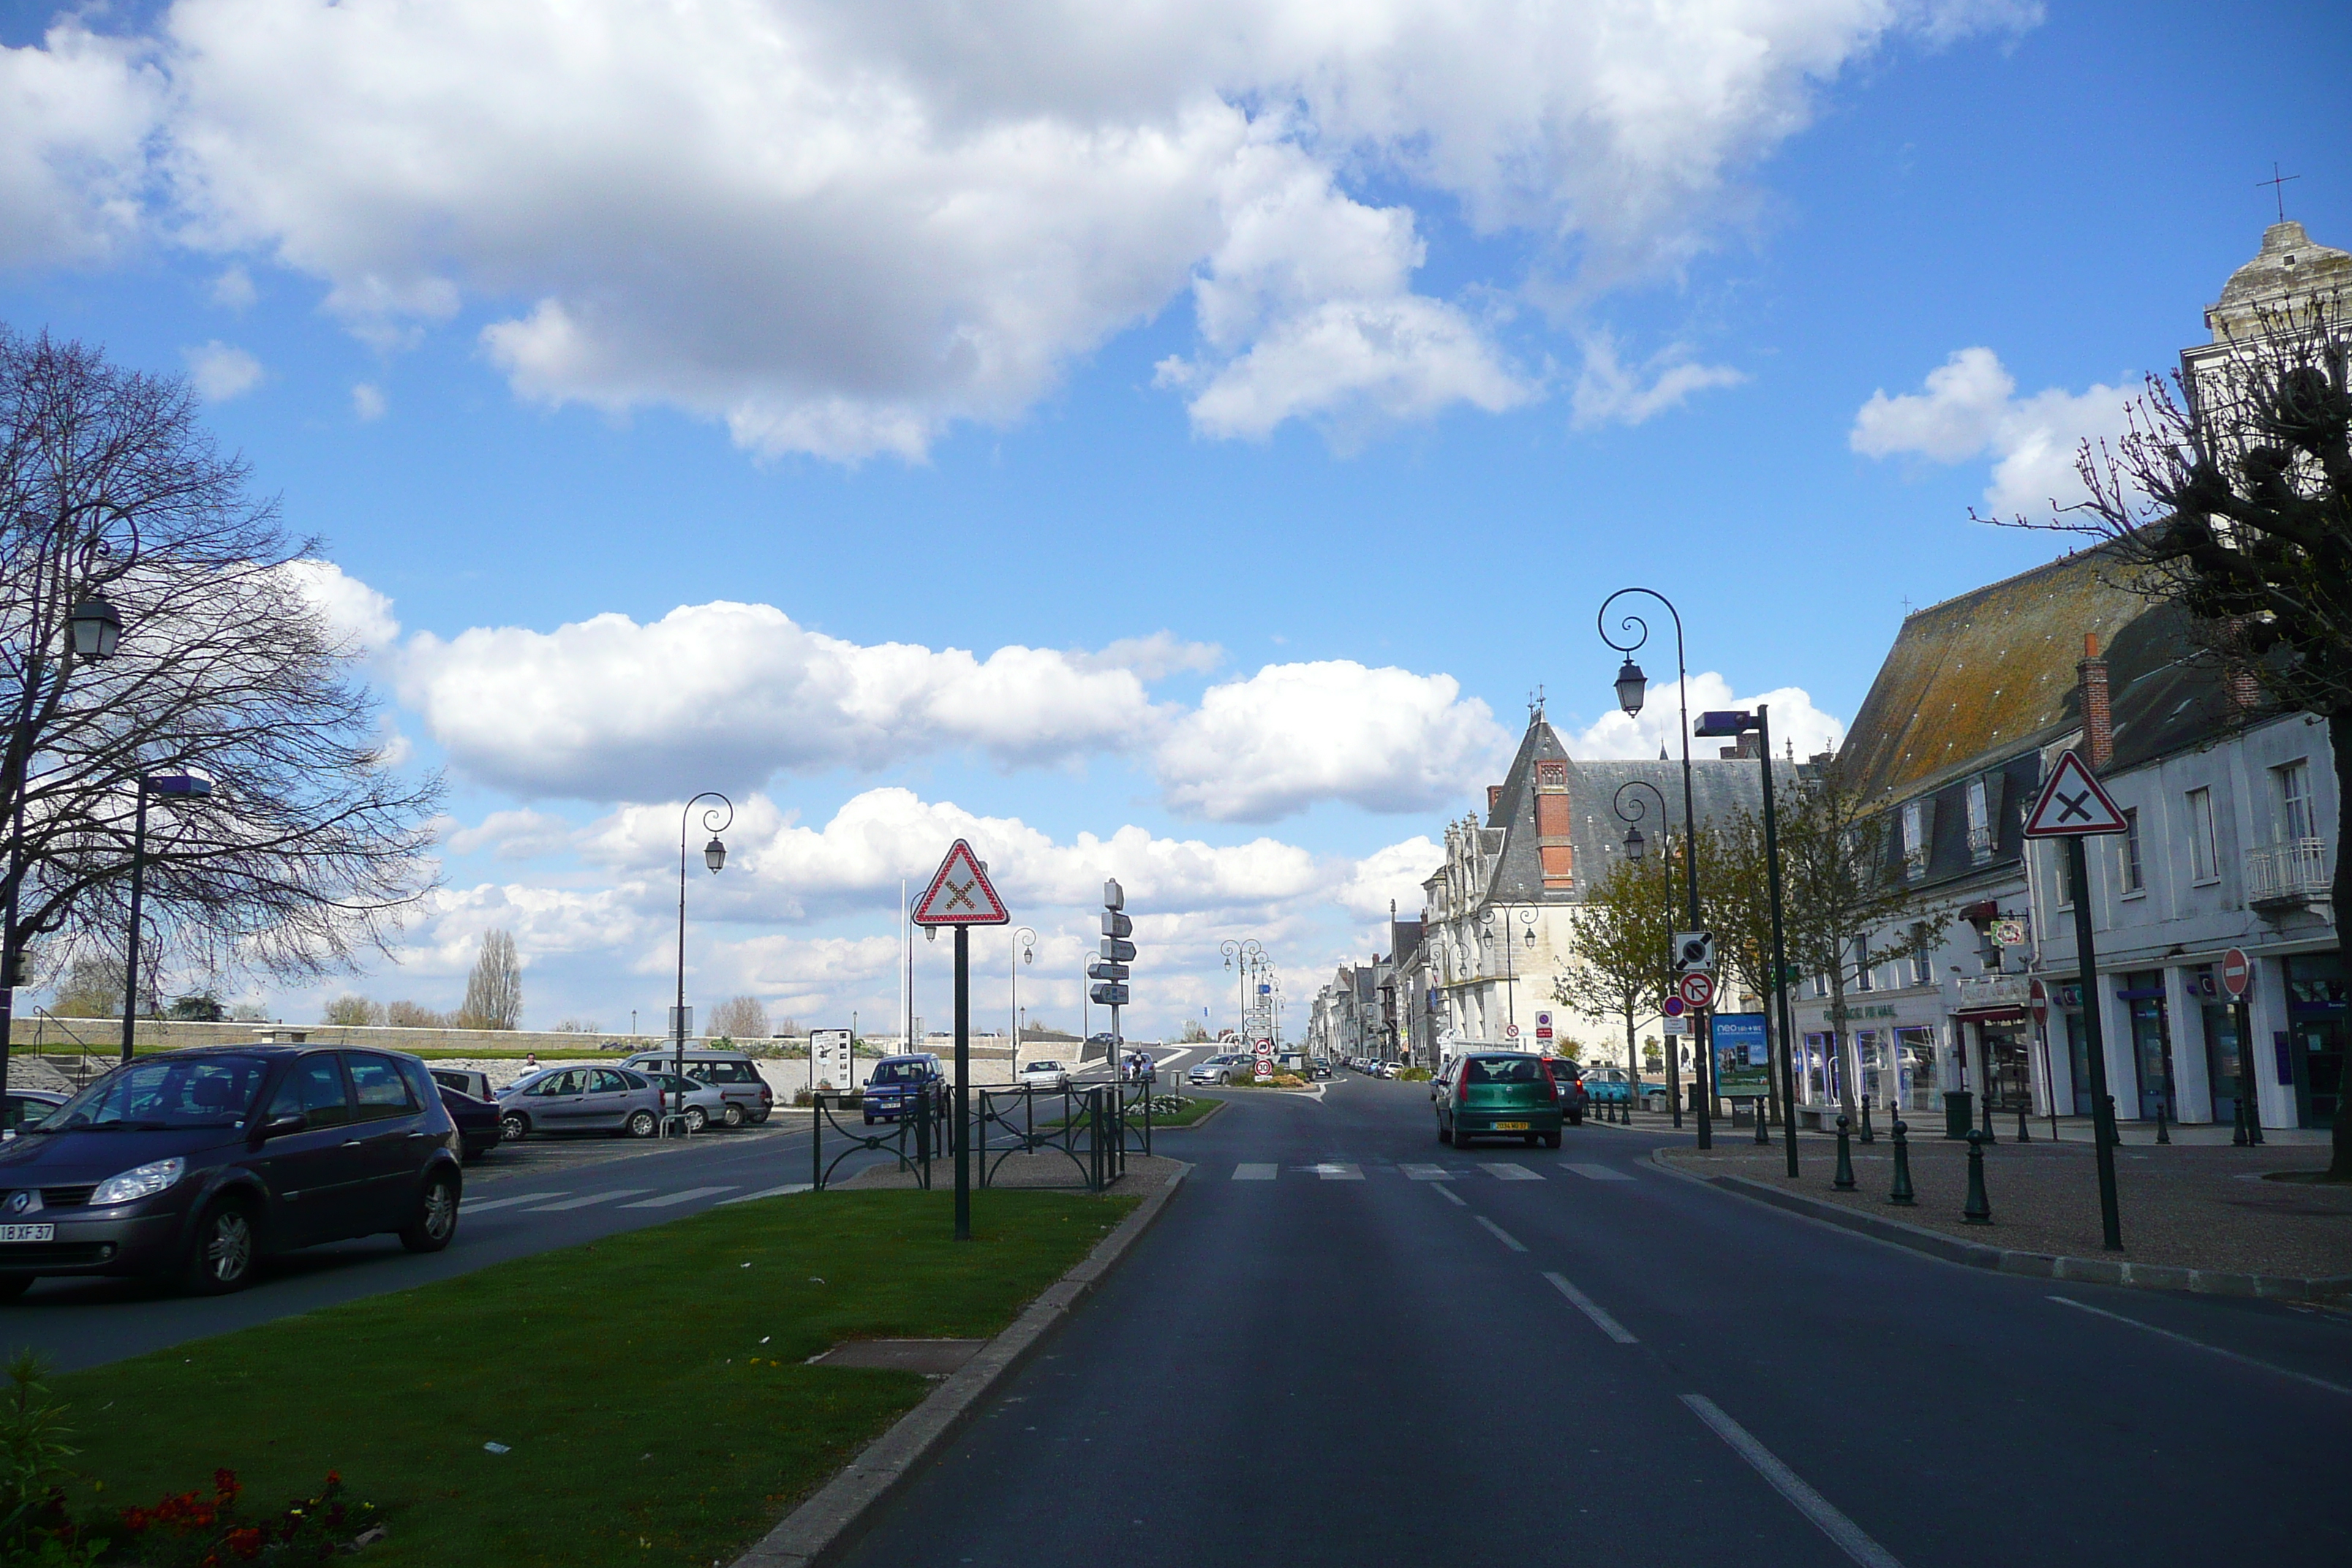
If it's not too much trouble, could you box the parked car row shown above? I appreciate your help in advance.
[0,1044,464,1297]
[1344,1057,1399,1078]
[491,1049,774,1142]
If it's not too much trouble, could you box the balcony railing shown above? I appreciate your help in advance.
[1954,973,2029,1011]
[2245,837,2331,905]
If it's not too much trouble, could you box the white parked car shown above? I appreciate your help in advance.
[1016,1059,1072,1092]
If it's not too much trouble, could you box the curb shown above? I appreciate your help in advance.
[1149,1098,1227,1131]
[730,1162,1192,1568]
[1652,1152,2352,1302]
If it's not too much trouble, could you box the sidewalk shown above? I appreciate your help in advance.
[1655,1134,2352,1286]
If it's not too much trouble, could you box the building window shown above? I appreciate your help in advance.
[2277,760,2314,843]
[2187,787,2218,882]
[1811,971,1828,1000]
[1900,800,1927,880]
[1966,777,1993,864]
[1909,924,1932,987]
[1852,935,1874,992]
[2052,841,2074,909]
[2119,809,2144,894]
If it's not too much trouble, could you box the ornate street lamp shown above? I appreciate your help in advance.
[1011,926,1036,1066]
[1615,777,1679,1128]
[674,791,732,1118]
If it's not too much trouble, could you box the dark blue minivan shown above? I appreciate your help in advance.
[861,1053,947,1126]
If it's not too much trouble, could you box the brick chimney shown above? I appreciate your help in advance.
[2077,633,2112,772]
[1488,784,1504,815]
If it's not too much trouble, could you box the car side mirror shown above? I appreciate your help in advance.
[255,1112,309,1141]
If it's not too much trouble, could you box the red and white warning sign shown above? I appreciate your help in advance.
[2022,750,2128,838]
[911,839,1011,926]
[2221,946,2253,1000]
[1677,970,1716,1011]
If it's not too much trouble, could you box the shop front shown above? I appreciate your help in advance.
[2120,970,2174,1121]
[2190,965,2242,1127]
[1954,1006,2032,1117]
[2283,952,2345,1130]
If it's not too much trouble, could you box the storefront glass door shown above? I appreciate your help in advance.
[2285,953,2344,1129]
[2201,998,2242,1126]
[1982,1025,2031,1112]
[2124,970,2172,1120]
[1894,1026,1940,1111]
[2063,1011,2092,1116]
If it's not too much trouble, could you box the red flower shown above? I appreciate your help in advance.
[225,1526,266,1561]
[120,1506,151,1532]
[214,1467,241,1498]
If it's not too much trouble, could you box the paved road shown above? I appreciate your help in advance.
[840,1072,2352,1568]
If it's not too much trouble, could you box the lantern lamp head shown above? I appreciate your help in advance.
[1613,656,1647,717]
[69,594,122,660]
[704,836,727,873]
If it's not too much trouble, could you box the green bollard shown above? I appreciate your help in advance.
[2016,1099,2031,1142]
[1754,1096,1771,1145]
[1833,1115,1856,1190]
[2156,1102,2171,1145]
[1962,1128,1992,1224]
[1859,1096,1875,1144]
[2231,1097,2249,1147]
[1979,1094,1997,1144]
[1888,1120,1915,1205]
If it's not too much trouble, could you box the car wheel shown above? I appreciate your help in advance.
[1436,1120,1453,1145]
[500,1111,530,1142]
[1543,1131,1564,1149]
[749,1109,771,1125]
[401,1171,461,1254]
[864,1111,875,1126]
[721,1103,746,1129]
[0,1276,32,1302]
[684,1106,709,1134]
[1568,1109,1584,1126]
[1522,1133,1539,1146]
[183,1199,258,1295]
[625,1109,658,1139]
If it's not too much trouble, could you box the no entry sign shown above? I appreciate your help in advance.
[2221,946,2253,1000]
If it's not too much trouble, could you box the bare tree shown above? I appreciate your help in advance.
[1778,766,1948,1120]
[322,995,382,1026]
[456,930,522,1030]
[0,328,442,1074]
[709,994,769,1040]
[1992,286,2352,1175]
[385,999,451,1028]
[45,953,124,1018]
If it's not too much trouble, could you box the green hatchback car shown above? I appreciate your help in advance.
[1436,1052,1566,1149]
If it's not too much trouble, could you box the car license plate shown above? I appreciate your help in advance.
[1494,1120,1529,1131]
[0,1224,54,1243]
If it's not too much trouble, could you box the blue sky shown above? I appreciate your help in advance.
[4,0,2345,1039]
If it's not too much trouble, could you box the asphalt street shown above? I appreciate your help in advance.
[839,1071,2352,1568]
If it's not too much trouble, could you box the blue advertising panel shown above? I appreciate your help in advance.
[1713,1012,1771,1096]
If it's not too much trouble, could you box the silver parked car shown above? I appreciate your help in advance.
[640,1072,733,1133]
[1015,1059,1072,1091]
[495,1066,666,1141]
[619,1050,774,1126]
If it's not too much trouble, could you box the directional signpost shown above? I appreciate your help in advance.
[2022,748,2130,1249]
[2222,946,2262,1147]
[1091,879,1133,1076]
[911,839,1011,1240]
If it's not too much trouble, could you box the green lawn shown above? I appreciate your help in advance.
[50,1189,1134,1567]
[1142,1096,1224,1128]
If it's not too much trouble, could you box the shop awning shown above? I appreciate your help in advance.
[1955,1006,2029,1024]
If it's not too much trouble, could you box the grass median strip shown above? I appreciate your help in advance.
[48,1188,1136,1567]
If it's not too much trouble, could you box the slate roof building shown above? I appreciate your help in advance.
[1417,702,1784,1071]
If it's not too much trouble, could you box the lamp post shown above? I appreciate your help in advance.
[118,773,211,1062]
[674,792,731,1122]
[3,503,137,1098]
[1481,908,1537,1040]
[1601,587,1713,1147]
[1694,705,1802,1176]
[1222,938,1264,1042]
[1011,926,1036,1067]
[1614,777,1680,1128]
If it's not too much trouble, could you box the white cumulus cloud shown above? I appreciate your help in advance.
[1850,346,2138,518]
[1563,671,1845,763]
[7,0,2035,457]
[1156,661,1511,822]
[279,559,401,655]
[184,340,263,402]
[1569,331,1746,429]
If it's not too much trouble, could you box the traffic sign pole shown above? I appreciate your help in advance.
[2225,947,2262,1147]
[954,924,970,1241]
[2068,834,2124,1251]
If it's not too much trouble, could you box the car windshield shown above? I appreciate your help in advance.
[1027,1061,1062,1072]
[868,1062,919,1085]
[1464,1057,1542,1084]
[39,1055,271,1132]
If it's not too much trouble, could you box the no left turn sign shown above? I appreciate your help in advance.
[1678,971,1716,1010]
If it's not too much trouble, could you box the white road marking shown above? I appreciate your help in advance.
[718,1183,813,1204]
[1473,1215,1528,1253]
[1306,1163,1362,1180]
[523,1189,652,1212]
[1544,1272,1638,1343]
[461,1191,566,1214]
[1681,1395,1905,1568]
[1488,1163,1542,1181]
[2047,1295,2352,1398]
[618,1186,737,1209]
[1564,1163,1635,1182]
[1399,1164,1453,1180]
[1232,1163,1278,1180]
[1431,1184,1469,1207]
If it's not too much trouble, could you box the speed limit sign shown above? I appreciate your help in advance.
[1678,970,1716,1011]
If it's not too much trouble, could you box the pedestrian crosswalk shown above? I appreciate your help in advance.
[461,1180,819,1218]
[1229,1161,1641,1183]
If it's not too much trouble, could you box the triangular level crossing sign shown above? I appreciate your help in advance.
[911,838,1011,925]
[2021,749,2129,837]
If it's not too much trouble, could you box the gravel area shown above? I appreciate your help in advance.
[837,1152,1183,1193]
[1659,1136,2352,1281]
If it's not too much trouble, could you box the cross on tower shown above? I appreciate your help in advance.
[2258,162,2301,223]
[1527,684,1545,722]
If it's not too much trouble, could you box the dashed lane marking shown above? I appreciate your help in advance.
[1305,1163,1362,1180]
[1545,1272,1639,1343]
[1564,1163,1635,1182]
[1488,1163,1543,1181]
[1431,1184,1469,1207]
[1232,1164,1278,1180]
[1399,1164,1453,1180]
[522,1189,652,1212]
[1681,1395,1905,1568]
[1474,1215,1528,1252]
[618,1186,737,1208]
